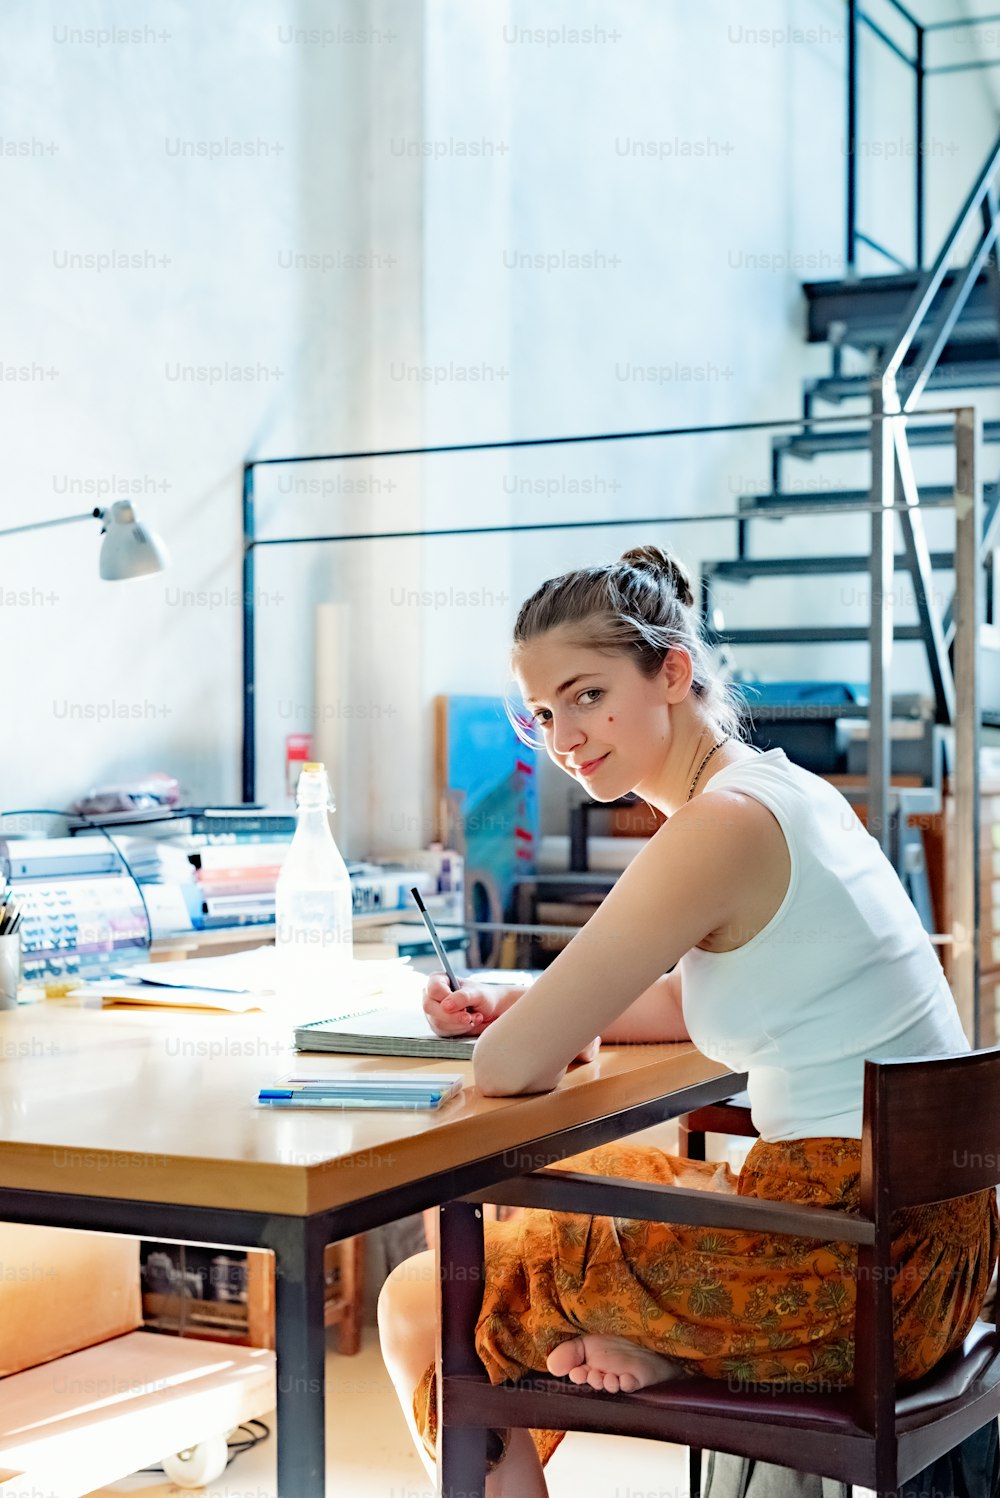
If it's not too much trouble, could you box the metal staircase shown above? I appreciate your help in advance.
[701,133,1000,762]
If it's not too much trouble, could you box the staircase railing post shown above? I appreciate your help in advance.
[915,24,925,268]
[847,0,858,275]
[242,460,257,805]
[869,384,895,854]
[953,407,983,1045]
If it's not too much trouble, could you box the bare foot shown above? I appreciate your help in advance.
[546,1334,681,1394]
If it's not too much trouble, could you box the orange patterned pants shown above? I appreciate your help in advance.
[413,1136,999,1470]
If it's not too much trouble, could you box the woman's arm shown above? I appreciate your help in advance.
[598,967,688,1043]
[425,971,686,1043]
[474,790,775,1096]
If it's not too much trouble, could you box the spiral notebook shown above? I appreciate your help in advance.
[293,1007,477,1060]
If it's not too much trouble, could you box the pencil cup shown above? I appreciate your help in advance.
[0,933,20,1010]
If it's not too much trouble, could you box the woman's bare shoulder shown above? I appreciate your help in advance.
[665,790,791,952]
[633,786,789,903]
[652,783,785,850]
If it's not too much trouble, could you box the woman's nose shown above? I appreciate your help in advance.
[551,713,584,758]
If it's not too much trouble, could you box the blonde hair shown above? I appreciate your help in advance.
[511,544,746,739]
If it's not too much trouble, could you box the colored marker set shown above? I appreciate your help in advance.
[257,1071,464,1111]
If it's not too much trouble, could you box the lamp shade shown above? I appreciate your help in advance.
[98,501,170,581]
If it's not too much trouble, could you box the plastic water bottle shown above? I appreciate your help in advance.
[275,762,353,1015]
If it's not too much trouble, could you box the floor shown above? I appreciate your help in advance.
[85,1121,878,1496]
[86,1325,704,1497]
[85,1324,880,1498]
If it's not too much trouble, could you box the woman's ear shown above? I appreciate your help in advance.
[661,647,694,702]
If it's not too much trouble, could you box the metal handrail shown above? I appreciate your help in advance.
[883,129,1000,395]
[860,130,1000,912]
[864,128,1000,835]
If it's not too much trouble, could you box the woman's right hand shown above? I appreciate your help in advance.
[422,974,504,1037]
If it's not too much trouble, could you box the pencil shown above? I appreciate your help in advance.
[409,887,460,992]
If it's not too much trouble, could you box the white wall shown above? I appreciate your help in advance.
[2,0,429,855]
[3,0,998,850]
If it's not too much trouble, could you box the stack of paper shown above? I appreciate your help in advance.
[72,950,422,1015]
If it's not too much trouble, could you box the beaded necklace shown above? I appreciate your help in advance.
[686,737,730,801]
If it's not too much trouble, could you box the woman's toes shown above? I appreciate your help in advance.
[546,1337,586,1378]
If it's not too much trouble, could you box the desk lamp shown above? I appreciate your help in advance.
[0,499,169,579]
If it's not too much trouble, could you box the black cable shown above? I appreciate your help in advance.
[137,1418,271,1475]
[0,806,155,949]
[225,1418,271,1460]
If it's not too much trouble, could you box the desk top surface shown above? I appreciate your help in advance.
[0,1004,731,1217]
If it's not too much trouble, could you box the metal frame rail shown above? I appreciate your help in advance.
[845,0,1000,271]
[240,405,983,1041]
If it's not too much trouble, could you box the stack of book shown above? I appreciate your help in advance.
[70,808,293,930]
[191,841,290,928]
[74,807,450,935]
[165,810,296,930]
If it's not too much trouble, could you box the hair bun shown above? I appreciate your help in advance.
[619,545,695,608]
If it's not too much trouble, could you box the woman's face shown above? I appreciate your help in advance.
[514,627,680,801]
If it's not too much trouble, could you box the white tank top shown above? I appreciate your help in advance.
[680,748,968,1141]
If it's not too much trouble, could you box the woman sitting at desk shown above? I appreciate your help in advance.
[378,544,998,1495]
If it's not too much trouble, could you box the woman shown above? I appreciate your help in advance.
[378,545,998,1497]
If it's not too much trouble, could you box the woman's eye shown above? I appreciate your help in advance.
[580,689,602,705]
[532,709,552,726]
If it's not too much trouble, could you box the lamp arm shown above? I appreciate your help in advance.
[0,508,102,540]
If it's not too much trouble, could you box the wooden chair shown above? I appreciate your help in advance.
[436,1048,1000,1498]
[677,1088,755,1162]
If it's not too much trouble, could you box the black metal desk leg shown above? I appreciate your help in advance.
[264,1216,329,1497]
[438,1200,488,1498]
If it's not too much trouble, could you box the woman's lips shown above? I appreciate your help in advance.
[577,753,609,776]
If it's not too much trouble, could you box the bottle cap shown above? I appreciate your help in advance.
[296,763,334,810]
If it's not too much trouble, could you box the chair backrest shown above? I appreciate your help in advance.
[862,1045,1000,1215]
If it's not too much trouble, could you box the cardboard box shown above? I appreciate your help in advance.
[0,1225,142,1378]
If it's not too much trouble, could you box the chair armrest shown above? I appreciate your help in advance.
[466,1168,875,1245]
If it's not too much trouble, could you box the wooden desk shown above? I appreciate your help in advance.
[0,1003,737,1496]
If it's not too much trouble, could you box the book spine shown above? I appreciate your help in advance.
[191,843,292,869]
[184,831,293,846]
[197,880,279,898]
[202,893,276,915]
[196,910,275,928]
[350,871,435,915]
[192,816,296,836]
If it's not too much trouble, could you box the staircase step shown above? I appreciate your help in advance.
[804,268,1000,353]
[737,486,953,515]
[705,552,954,581]
[809,364,1000,405]
[715,626,927,645]
[776,420,1000,460]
